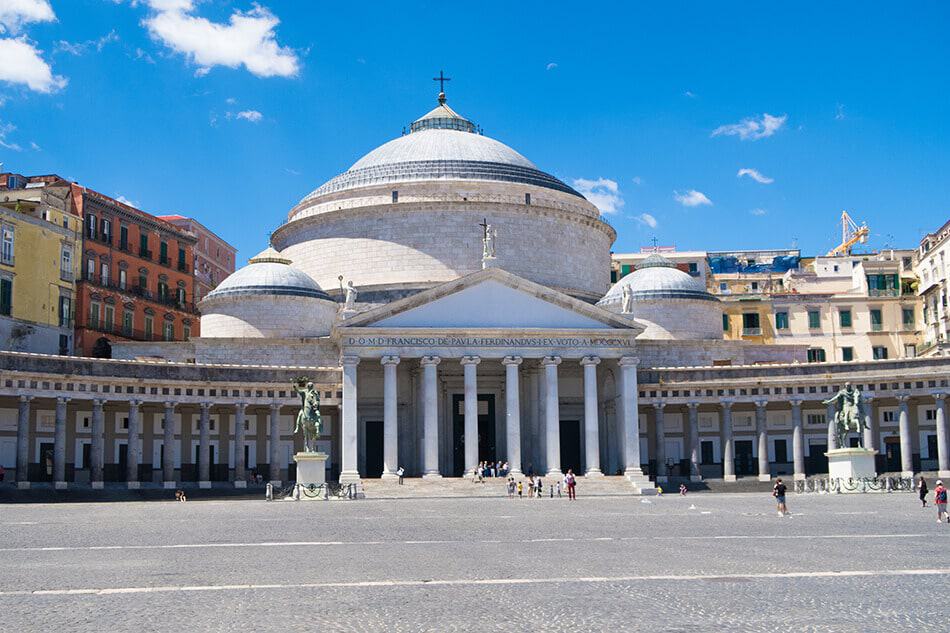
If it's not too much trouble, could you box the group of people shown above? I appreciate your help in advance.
[504,470,578,500]
[918,477,949,523]
[472,461,510,482]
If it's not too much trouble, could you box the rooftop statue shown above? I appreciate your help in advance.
[822,382,866,448]
[343,280,358,311]
[292,378,322,453]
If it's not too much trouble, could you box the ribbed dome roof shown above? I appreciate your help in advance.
[204,248,330,301]
[298,96,582,202]
[599,253,717,303]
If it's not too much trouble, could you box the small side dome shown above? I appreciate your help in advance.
[199,247,337,338]
[598,253,722,340]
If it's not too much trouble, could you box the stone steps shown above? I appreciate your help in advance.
[362,475,648,499]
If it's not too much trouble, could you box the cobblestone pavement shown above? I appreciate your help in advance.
[1,493,948,632]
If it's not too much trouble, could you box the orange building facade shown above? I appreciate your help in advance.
[75,190,199,356]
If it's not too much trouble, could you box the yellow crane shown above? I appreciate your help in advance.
[826,210,869,256]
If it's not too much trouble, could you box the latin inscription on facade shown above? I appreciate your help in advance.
[343,336,634,348]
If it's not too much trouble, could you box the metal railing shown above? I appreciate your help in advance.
[793,476,914,494]
[868,288,899,297]
[742,327,762,336]
[266,482,362,501]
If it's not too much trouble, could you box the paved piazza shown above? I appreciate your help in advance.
[1,493,947,632]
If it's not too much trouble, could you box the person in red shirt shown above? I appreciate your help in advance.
[934,480,948,524]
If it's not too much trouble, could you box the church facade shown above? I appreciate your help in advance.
[1,93,948,492]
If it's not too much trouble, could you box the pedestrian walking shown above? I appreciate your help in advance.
[526,477,534,498]
[565,469,576,500]
[918,476,928,507]
[396,466,405,485]
[507,477,515,498]
[935,480,948,523]
[535,475,543,498]
[555,480,562,498]
[517,480,523,499]
[773,477,788,516]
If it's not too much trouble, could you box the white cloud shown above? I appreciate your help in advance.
[737,167,774,184]
[631,176,642,186]
[673,189,712,207]
[284,167,300,176]
[835,103,846,121]
[115,195,140,207]
[546,62,557,71]
[684,90,696,98]
[0,37,67,92]
[711,113,786,141]
[750,208,767,216]
[0,120,21,151]
[56,30,120,56]
[29,140,39,151]
[635,212,657,228]
[0,0,55,34]
[236,109,262,123]
[573,177,624,214]
[225,97,237,105]
[143,1,299,78]
[133,47,155,64]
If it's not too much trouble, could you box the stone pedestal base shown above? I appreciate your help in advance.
[723,475,737,482]
[380,471,398,480]
[939,470,950,479]
[624,469,657,495]
[826,447,877,484]
[585,469,604,478]
[54,481,67,490]
[295,452,328,488]
[793,473,806,481]
[422,472,443,480]
[233,480,247,489]
[163,481,176,489]
[127,481,141,490]
[758,474,771,482]
[198,481,211,489]
[17,481,30,490]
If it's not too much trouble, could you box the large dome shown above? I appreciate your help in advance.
[298,99,581,202]
[601,253,714,302]
[204,247,330,301]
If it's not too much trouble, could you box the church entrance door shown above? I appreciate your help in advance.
[735,440,754,477]
[559,419,582,474]
[365,420,384,478]
[452,394,496,476]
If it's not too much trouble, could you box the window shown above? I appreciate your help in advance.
[163,322,174,341]
[58,295,71,327]
[89,302,100,329]
[159,241,169,265]
[807,414,826,425]
[701,441,714,464]
[119,225,128,251]
[904,344,917,358]
[883,411,896,423]
[841,347,854,362]
[100,262,109,286]
[775,311,789,330]
[807,310,821,329]
[872,346,888,360]
[870,308,883,331]
[391,190,398,203]
[178,248,186,271]
[1,225,14,264]
[60,247,72,280]
[176,284,186,305]
[839,309,852,328]
[0,277,11,316]
[719,282,728,292]
[750,281,759,291]
[144,315,153,339]
[902,308,915,327]
[807,348,826,363]
[122,310,133,335]
[138,272,147,292]
[157,280,168,300]
[688,262,698,274]
[101,219,112,243]
[722,313,729,331]
[183,324,191,340]
[119,269,127,290]
[524,193,531,205]
[86,258,95,281]
[926,409,937,421]
[139,232,150,258]
[104,305,114,331]
[85,214,97,239]
[774,439,788,463]
[742,312,760,335]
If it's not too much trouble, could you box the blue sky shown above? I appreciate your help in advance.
[1,1,948,262]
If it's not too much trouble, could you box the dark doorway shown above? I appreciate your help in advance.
[118,443,128,480]
[559,420,582,474]
[806,442,828,475]
[735,440,754,476]
[452,394,497,476]
[884,437,902,472]
[81,443,91,474]
[40,441,54,481]
[365,420,384,478]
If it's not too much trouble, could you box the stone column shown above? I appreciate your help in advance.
[53,397,69,489]
[126,400,141,489]
[721,399,735,482]
[162,401,176,488]
[826,401,838,450]
[381,356,400,479]
[653,402,667,482]
[755,399,770,482]
[897,395,913,478]
[89,399,105,489]
[15,395,32,489]
[580,356,602,477]
[340,355,361,483]
[197,402,211,488]
[421,356,442,478]
[791,399,805,481]
[461,356,481,476]
[935,393,949,478]
[862,395,876,452]
[686,402,701,481]
[269,401,282,486]
[541,356,562,477]
[619,357,643,477]
[503,356,523,476]
[233,402,247,488]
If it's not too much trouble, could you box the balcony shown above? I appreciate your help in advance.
[177,262,189,273]
[60,269,74,282]
[742,327,762,336]
[83,320,166,343]
[154,292,196,313]
[868,288,899,297]
[159,255,171,266]
[139,248,153,260]
[870,323,884,332]
[118,241,130,253]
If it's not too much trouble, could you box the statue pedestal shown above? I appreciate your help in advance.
[293,452,328,501]
[826,447,877,488]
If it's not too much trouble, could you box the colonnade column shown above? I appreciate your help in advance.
[162,401,175,488]
[269,401,282,486]
[340,356,361,483]
[421,356,442,479]
[381,356,400,479]
[721,399,735,482]
[197,402,211,488]
[686,402,701,481]
[53,396,69,489]
[233,402,247,488]
[461,356,480,476]
[862,395,876,452]
[791,399,805,481]
[619,356,643,477]
[653,402,667,482]
[897,394,913,478]
[935,393,949,478]
[502,356,523,476]
[826,400,838,450]
[755,399,770,482]
[16,395,32,489]
[90,399,105,489]
[127,400,142,489]
[542,356,562,477]
[580,356,601,477]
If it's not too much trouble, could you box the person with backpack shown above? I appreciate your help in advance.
[773,478,788,517]
[565,469,577,500]
[934,480,948,524]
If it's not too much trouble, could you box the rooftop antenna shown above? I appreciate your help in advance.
[433,70,451,104]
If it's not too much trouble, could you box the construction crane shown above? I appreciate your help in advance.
[826,210,869,256]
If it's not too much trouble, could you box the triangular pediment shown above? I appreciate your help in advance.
[341,268,641,331]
